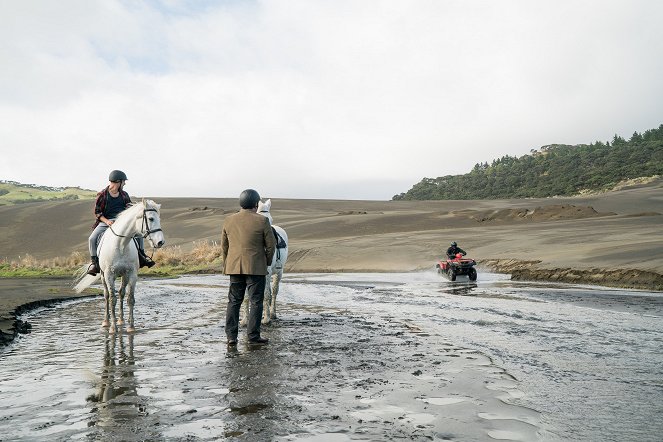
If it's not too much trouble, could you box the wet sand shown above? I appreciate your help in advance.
[0,276,544,441]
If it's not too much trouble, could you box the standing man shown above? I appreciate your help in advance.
[222,189,276,346]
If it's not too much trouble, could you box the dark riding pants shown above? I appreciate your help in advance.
[225,274,266,341]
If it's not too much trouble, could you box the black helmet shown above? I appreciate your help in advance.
[109,170,128,182]
[239,189,261,209]
[451,241,457,247]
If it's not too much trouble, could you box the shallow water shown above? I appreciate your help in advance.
[0,272,661,441]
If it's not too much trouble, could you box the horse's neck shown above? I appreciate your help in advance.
[261,212,273,224]
[110,206,141,241]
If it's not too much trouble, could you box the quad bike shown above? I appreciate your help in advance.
[436,253,477,281]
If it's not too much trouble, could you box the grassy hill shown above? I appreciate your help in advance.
[0,180,96,206]
[394,124,663,200]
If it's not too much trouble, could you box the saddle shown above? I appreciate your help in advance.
[272,227,287,249]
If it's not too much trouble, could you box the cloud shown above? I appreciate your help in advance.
[1,0,662,199]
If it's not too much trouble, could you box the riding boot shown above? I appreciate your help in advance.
[138,249,156,268]
[87,256,100,276]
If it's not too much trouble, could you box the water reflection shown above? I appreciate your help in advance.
[222,329,286,437]
[445,282,478,296]
[86,334,160,441]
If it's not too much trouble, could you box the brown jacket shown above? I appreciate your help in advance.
[221,209,276,275]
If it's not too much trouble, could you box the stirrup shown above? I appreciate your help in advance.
[139,253,156,268]
[87,263,100,276]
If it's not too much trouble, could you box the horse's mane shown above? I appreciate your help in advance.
[114,200,159,223]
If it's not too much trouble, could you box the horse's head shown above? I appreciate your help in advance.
[141,199,166,249]
[257,199,273,224]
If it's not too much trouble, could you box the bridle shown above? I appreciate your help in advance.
[108,206,162,240]
[140,208,163,239]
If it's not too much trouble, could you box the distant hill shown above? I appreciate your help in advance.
[0,180,97,206]
[393,124,663,200]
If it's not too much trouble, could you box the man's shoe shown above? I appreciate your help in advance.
[227,339,237,346]
[87,257,100,276]
[248,337,269,344]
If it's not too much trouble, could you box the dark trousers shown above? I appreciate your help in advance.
[225,274,266,341]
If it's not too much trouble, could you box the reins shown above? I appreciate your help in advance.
[108,206,162,240]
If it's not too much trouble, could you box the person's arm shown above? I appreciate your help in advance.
[93,190,109,224]
[98,215,114,226]
[221,226,229,273]
[263,221,276,266]
[221,227,229,261]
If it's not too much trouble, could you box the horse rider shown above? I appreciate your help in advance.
[222,189,276,346]
[86,170,156,276]
[446,241,466,259]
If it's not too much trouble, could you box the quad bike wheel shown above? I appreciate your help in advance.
[448,268,457,281]
[468,267,477,281]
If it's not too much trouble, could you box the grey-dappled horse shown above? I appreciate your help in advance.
[241,199,289,325]
[74,200,165,333]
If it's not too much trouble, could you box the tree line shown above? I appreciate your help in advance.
[392,124,663,200]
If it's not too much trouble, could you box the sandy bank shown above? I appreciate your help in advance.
[0,278,99,347]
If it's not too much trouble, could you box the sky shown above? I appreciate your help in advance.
[1,1,662,200]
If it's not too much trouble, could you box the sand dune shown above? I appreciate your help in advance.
[0,178,661,289]
[1,179,662,344]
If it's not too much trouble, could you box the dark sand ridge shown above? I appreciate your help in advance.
[1,179,662,346]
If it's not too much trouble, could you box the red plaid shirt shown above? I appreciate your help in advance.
[92,187,132,229]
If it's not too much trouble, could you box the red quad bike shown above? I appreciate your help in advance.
[436,253,478,281]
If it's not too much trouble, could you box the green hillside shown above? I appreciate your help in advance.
[0,181,97,206]
[393,124,663,200]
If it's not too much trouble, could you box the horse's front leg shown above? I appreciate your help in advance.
[126,275,137,333]
[101,274,111,328]
[270,269,283,320]
[116,277,128,325]
[239,297,249,327]
[262,271,272,325]
[106,274,119,334]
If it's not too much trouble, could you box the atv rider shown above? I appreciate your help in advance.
[446,241,466,260]
[86,170,156,276]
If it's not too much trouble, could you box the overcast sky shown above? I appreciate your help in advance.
[1,1,662,200]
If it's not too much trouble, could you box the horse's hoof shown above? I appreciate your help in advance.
[262,318,271,325]
[127,326,135,333]
[101,320,109,328]
[116,319,124,325]
[108,328,117,335]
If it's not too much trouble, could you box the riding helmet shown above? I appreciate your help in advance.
[451,241,457,246]
[239,189,261,209]
[109,170,128,182]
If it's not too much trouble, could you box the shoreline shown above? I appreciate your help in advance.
[0,277,101,349]
[2,263,662,350]
[480,259,663,292]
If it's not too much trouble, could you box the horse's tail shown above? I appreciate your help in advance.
[73,265,101,294]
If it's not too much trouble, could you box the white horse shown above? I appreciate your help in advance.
[74,200,165,333]
[241,199,289,325]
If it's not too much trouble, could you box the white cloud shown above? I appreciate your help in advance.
[1,0,662,199]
